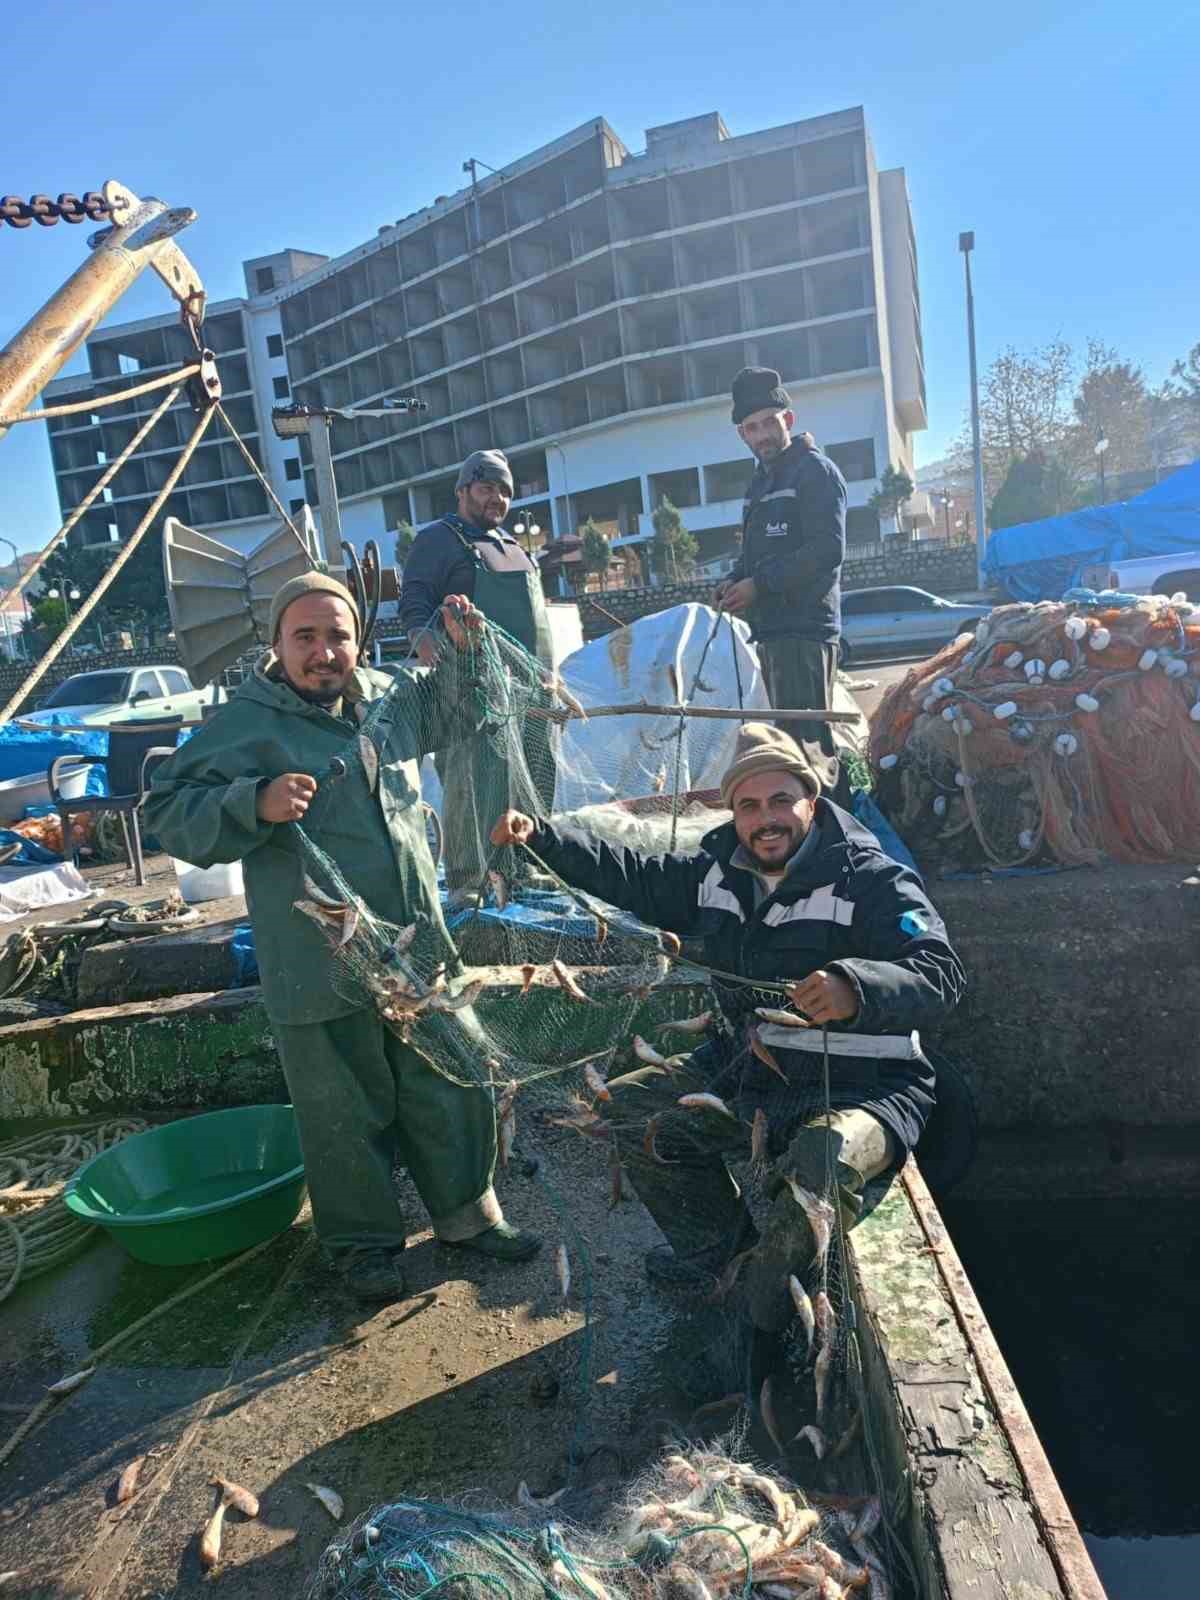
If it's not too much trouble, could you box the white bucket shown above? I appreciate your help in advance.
[169,857,244,904]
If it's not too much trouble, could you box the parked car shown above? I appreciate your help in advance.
[25,665,224,727]
[839,586,991,663]
[1078,550,1200,601]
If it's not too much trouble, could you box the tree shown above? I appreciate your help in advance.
[578,518,612,591]
[38,532,170,646]
[868,464,915,536]
[394,519,416,566]
[650,497,698,583]
[953,340,1077,506]
[988,452,1073,530]
[24,596,68,654]
[1062,340,1152,492]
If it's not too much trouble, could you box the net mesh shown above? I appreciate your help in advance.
[308,1438,891,1600]
[286,607,893,1593]
[868,591,1200,869]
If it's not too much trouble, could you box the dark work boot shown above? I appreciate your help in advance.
[443,1221,542,1263]
[338,1246,407,1305]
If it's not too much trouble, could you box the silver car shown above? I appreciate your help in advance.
[839,586,990,663]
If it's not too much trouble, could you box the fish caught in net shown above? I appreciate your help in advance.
[308,1437,896,1600]
[869,590,1200,869]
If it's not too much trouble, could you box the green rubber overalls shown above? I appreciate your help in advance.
[436,518,557,889]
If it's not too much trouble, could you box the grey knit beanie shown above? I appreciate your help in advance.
[269,571,361,641]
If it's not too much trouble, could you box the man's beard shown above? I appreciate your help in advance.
[745,823,800,868]
[288,676,345,706]
[753,438,786,464]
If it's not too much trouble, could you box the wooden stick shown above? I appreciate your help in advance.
[532,700,859,724]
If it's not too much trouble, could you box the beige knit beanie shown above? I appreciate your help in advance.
[269,571,361,641]
[719,721,820,806]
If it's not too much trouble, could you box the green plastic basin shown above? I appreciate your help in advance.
[65,1105,307,1266]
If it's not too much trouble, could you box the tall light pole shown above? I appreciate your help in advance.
[938,490,954,541]
[513,514,541,554]
[959,232,988,589]
[47,579,83,653]
[0,537,29,659]
[1094,435,1110,504]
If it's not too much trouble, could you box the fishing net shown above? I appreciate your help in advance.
[286,601,893,1588]
[869,590,1200,869]
[308,1438,893,1600]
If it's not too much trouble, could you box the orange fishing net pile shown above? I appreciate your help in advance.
[869,595,1200,868]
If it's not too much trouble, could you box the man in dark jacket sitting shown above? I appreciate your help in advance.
[490,722,964,1329]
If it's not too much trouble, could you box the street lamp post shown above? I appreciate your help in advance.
[513,514,541,554]
[47,579,84,653]
[959,231,988,589]
[938,490,954,541]
[1094,436,1110,504]
[0,537,29,659]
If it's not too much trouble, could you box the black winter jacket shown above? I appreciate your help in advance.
[729,439,846,644]
[528,800,965,1151]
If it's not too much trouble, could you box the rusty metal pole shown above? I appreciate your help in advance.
[0,181,197,441]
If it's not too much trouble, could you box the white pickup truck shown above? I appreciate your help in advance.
[1080,550,1200,601]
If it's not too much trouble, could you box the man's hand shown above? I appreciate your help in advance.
[415,634,441,669]
[490,810,536,848]
[786,969,859,1025]
[718,577,756,616]
[256,772,318,823]
[441,594,485,651]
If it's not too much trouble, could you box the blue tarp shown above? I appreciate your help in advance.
[982,460,1200,601]
[0,717,108,795]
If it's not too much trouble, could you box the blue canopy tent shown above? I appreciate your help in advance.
[982,460,1200,601]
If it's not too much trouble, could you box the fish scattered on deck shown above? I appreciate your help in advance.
[755,1007,810,1029]
[811,1540,868,1590]
[115,1456,145,1503]
[293,897,359,948]
[678,1092,735,1118]
[488,870,509,911]
[749,1029,787,1082]
[751,1107,770,1168]
[658,1011,712,1038]
[555,1243,571,1299]
[46,1367,93,1396]
[551,958,591,1003]
[852,1497,882,1542]
[212,1477,260,1518]
[643,1115,675,1165]
[199,1502,227,1569]
[794,1424,827,1460]
[584,1065,611,1103]
[830,1408,863,1460]
[430,978,486,1012]
[305,1483,344,1520]
[759,1375,785,1457]
[607,1064,666,1090]
[787,1276,815,1351]
[814,1289,836,1346]
[520,963,537,996]
[783,1179,835,1268]
[548,675,588,722]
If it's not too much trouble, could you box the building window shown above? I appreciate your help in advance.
[846,506,880,546]
[703,459,755,505]
[266,333,284,359]
[825,438,877,483]
[256,266,276,293]
[289,497,305,515]
[272,376,290,400]
[284,457,302,482]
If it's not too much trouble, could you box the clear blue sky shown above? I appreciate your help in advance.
[2,0,1194,554]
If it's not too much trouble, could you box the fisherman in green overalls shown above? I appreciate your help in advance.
[144,572,542,1304]
[400,449,557,903]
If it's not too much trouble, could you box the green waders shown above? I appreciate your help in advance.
[604,1056,892,1330]
[274,1008,502,1257]
[757,637,842,798]
[437,526,558,890]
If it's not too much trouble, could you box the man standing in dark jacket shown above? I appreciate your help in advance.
[715,367,847,794]
[490,722,964,1329]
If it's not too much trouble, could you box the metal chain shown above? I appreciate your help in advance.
[0,192,122,230]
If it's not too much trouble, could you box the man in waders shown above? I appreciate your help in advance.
[400,449,556,904]
[490,722,964,1330]
[715,367,847,797]
[145,573,541,1305]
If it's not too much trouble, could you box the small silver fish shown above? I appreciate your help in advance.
[851,1536,892,1600]
[657,1011,712,1038]
[302,872,343,908]
[555,1243,571,1299]
[488,870,509,911]
[633,1034,668,1067]
[305,1482,344,1520]
[393,921,418,954]
[755,1007,811,1029]
[750,1029,787,1082]
[549,675,588,722]
[212,1476,260,1518]
[200,1501,227,1569]
[606,1064,666,1090]
[430,978,486,1012]
[811,1541,868,1590]
[46,1366,94,1396]
[643,1116,674,1165]
[116,1456,145,1503]
[551,958,591,1003]
[759,1375,785,1457]
[678,1092,735,1118]
[795,1423,827,1460]
[813,1288,836,1346]
[783,1179,835,1268]
[853,1497,882,1542]
[584,1064,611,1103]
[814,1342,834,1421]
[293,897,358,948]
[653,764,668,794]
[788,1276,815,1351]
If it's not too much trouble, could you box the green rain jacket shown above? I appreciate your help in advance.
[143,654,479,1026]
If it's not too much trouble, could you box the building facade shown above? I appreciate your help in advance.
[41,107,928,577]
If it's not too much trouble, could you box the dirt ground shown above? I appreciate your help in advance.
[0,1108,770,1600]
